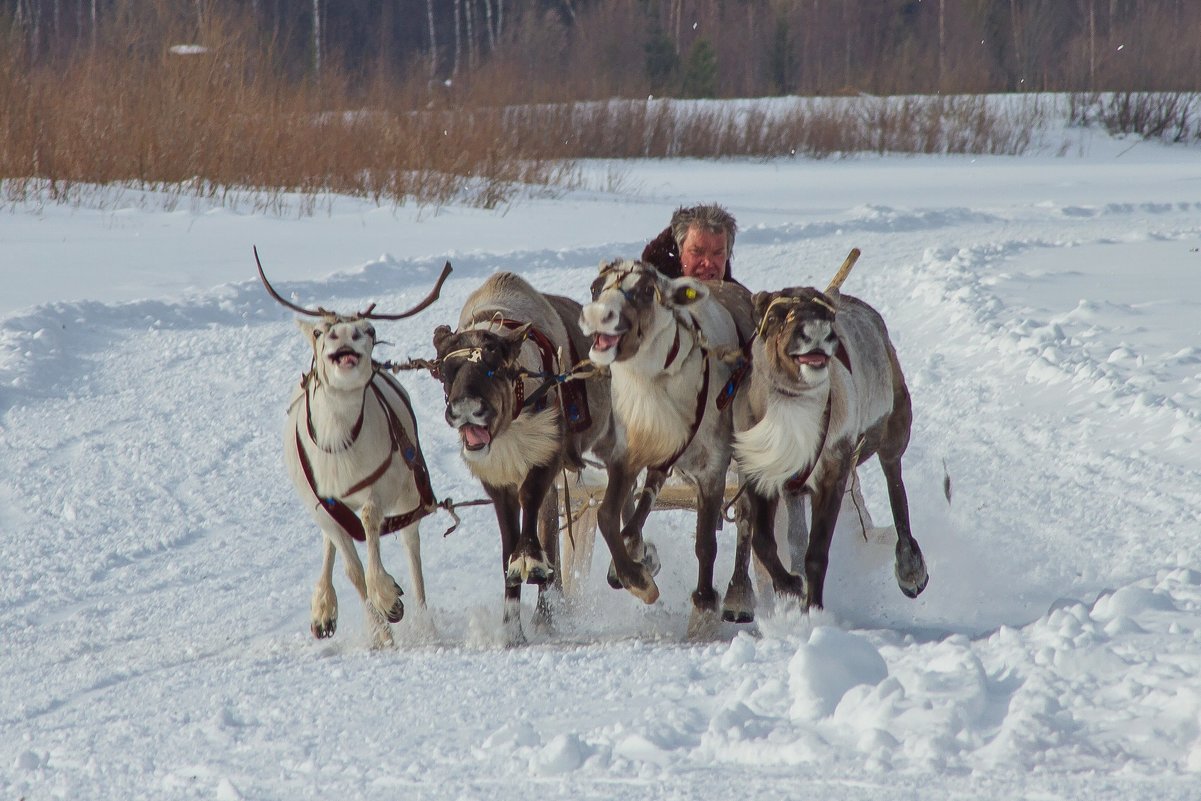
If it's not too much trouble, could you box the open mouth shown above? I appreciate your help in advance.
[592,332,623,353]
[460,424,492,451]
[328,347,361,369]
[793,351,829,369]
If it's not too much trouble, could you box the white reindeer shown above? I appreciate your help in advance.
[258,250,451,648]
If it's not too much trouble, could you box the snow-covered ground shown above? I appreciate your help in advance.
[3,126,1200,800]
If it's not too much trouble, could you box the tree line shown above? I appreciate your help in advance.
[4,0,1199,99]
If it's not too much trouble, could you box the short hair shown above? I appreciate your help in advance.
[670,204,737,259]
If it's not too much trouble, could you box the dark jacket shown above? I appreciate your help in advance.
[641,225,739,285]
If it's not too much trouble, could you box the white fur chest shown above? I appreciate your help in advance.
[734,390,828,497]
[463,406,562,488]
[610,358,693,469]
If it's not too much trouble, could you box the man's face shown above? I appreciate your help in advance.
[679,226,728,281]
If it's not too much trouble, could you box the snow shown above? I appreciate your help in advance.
[3,122,1201,800]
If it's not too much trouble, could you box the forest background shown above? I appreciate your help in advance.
[3,0,1200,207]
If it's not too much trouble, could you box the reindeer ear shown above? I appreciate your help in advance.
[669,277,708,306]
[823,288,842,310]
[503,322,532,355]
[752,291,774,321]
[297,320,320,343]
[432,324,454,352]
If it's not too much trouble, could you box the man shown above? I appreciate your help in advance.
[641,203,739,283]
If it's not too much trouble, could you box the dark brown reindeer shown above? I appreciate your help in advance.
[258,249,452,648]
[432,272,615,644]
[579,259,756,636]
[733,250,929,612]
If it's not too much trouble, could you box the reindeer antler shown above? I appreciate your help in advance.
[254,246,334,317]
[254,247,453,320]
[825,248,861,294]
[362,261,454,320]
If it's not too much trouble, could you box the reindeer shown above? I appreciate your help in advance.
[733,250,929,612]
[579,259,756,636]
[432,272,615,644]
[257,249,452,648]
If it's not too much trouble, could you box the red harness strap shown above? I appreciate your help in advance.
[782,394,834,494]
[651,318,711,475]
[296,371,438,542]
[495,318,593,434]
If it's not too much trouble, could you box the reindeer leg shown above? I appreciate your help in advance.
[326,523,392,647]
[508,462,557,587]
[400,523,427,609]
[310,534,339,639]
[880,455,928,598]
[608,468,666,588]
[360,502,403,649]
[783,488,810,573]
[598,463,659,604]
[803,459,853,611]
[746,489,805,600]
[487,484,527,645]
[533,490,562,632]
[722,506,755,624]
[687,476,724,640]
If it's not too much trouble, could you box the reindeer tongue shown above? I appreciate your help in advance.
[795,352,829,368]
[461,425,492,449]
[594,333,621,352]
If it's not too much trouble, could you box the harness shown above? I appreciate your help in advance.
[444,317,593,433]
[650,313,712,475]
[294,370,441,541]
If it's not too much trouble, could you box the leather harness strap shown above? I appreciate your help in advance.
[493,318,592,433]
[295,370,438,542]
[651,316,711,475]
[782,393,834,494]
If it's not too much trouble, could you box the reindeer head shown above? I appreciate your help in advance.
[752,287,841,391]
[298,316,379,391]
[432,323,530,457]
[255,247,452,390]
[579,258,708,367]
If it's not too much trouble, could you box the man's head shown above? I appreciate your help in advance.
[670,204,737,281]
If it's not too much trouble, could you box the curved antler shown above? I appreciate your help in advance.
[254,246,332,318]
[825,247,861,294]
[362,261,454,320]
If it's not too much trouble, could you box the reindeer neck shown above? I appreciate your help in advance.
[304,375,371,453]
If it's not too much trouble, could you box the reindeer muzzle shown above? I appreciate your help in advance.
[460,424,493,451]
[794,351,830,369]
[329,347,362,368]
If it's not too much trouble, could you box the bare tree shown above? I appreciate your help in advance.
[452,0,462,77]
[426,0,438,80]
[466,0,476,70]
[1009,0,1023,87]
[313,0,322,79]
[938,0,946,92]
[483,0,495,52]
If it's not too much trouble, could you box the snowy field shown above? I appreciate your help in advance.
[3,125,1201,800]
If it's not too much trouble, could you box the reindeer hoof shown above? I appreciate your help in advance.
[385,598,405,623]
[692,586,719,613]
[625,568,660,605]
[507,554,553,587]
[896,543,929,599]
[607,542,662,589]
[606,562,623,589]
[774,573,806,599]
[311,619,337,639]
[722,609,755,624]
